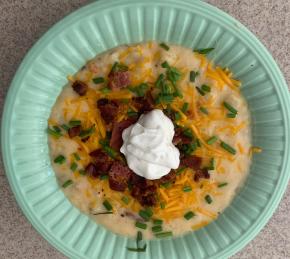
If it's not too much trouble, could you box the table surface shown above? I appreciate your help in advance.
[0,0,289,258]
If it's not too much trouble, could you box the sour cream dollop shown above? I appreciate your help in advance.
[120,109,180,180]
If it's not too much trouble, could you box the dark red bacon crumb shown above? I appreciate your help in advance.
[108,161,133,192]
[108,71,130,90]
[72,80,88,96]
[68,125,81,138]
[85,163,99,178]
[89,149,112,173]
[133,95,154,113]
[156,170,176,185]
[97,98,119,124]
[180,155,202,170]
[194,168,210,182]
[173,128,192,145]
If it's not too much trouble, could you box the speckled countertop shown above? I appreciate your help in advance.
[0,1,289,258]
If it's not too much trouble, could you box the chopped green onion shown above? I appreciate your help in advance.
[190,71,199,82]
[129,83,149,97]
[111,62,128,72]
[196,87,205,96]
[135,221,147,229]
[181,143,197,155]
[121,196,130,205]
[159,42,170,51]
[155,74,165,89]
[155,94,174,104]
[199,107,208,115]
[160,182,172,189]
[127,231,147,252]
[100,87,111,94]
[53,126,61,133]
[73,153,81,161]
[92,77,105,84]
[201,84,211,92]
[127,109,138,117]
[54,155,65,164]
[153,219,163,225]
[100,175,109,180]
[183,128,193,139]
[218,182,228,188]
[176,167,186,175]
[184,211,195,220]
[227,113,237,118]
[61,124,70,131]
[103,200,113,211]
[205,195,213,204]
[208,158,215,170]
[220,141,236,155]
[175,112,181,121]
[62,179,73,188]
[79,125,95,139]
[70,162,78,172]
[161,61,170,69]
[145,207,153,217]
[181,102,189,113]
[152,225,163,233]
[193,47,215,54]
[93,211,113,215]
[160,202,166,209]
[69,120,81,127]
[223,101,238,115]
[47,127,62,138]
[102,145,117,158]
[196,138,201,147]
[79,169,86,175]
[183,186,192,192]
[206,136,218,145]
[139,209,152,221]
[155,231,173,238]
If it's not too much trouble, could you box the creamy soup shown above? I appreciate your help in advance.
[48,42,252,240]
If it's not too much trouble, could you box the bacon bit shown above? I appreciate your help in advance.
[173,128,192,145]
[194,168,210,182]
[97,98,119,124]
[108,71,131,90]
[180,156,202,170]
[68,125,81,138]
[108,161,133,192]
[72,80,88,96]
[85,163,99,177]
[89,149,112,173]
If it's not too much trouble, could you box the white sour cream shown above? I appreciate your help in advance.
[120,109,180,180]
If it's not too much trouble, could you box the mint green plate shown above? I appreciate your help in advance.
[2,0,290,258]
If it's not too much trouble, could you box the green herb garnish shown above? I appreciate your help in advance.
[54,155,65,164]
[70,162,78,172]
[218,182,228,188]
[92,77,105,84]
[194,47,215,55]
[139,209,153,221]
[100,87,111,94]
[93,211,113,215]
[103,200,113,211]
[79,125,95,139]
[196,87,205,96]
[176,167,186,176]
[62,179,73,188]
[183,128,193,139]
[201,84,211,92]
[206,136,218,145]
[79,169,86,175]
[61,124,70,131]
[181,143,197,155]
[100,175,109,180]
[175,112,181,121]
[111,62,128,72]
[223,101,238,115]
[184,211,195,220]
[190,71,199,82]
[205,195,213,204]
[53,126,61,133]
[152,225,163,233]
[129,83,149,97]
[159,42,170,51]
[127,231,147,252]
[127,109,138,117]
[69,120,81,127]
[73,153,81,161]
[181,102,189,113]
[208,158,215,170]
[121,196,130,205]
[199,107,208,115]
[183,186,192,192]
[135,221,147,229]
[160,182,172,189]
[153,219,163,225]
[155,231,173,238]
[155,94,174,104]
[47,127,62,138]
[220,141,236,155]
[160,202,166,209]
[227,113,237,118]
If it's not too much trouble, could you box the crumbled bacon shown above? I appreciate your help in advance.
[108,71,130,90]
[89,149,112,173]
[156,170,176,185]
[97,98,119,124]
[194,168,210,182]
[173,128,192,145]
[68,125,81,138]
[180,155,202,170]
[72,80,88,96]
[133,95,154,114]
[85,163,99,178]
[108,161,133,192]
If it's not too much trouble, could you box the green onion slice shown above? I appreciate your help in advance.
[135,221,147,229]
[70,162,78,171]
[183,186,192,192]
[196,87,205,96]
[201,84,211,92]
[181,102,189,113]
[199,107,209,115]
[54,155,65,164]
[193,47,215,54]
[206,136,218,145]
[159,42,170,51]
[155,231,173,238]
[220,141,236,155]
[62,179,73,188]
[184,211,195,220]
[47,127,62,138]
[223,101,238,114]
[153,219,163,225]
[103,200,113,211]
[121,196,130,205]
[92,77,105,84]
[190,71,199,82]
[73,153,81,161]
[218,182,228,188]
[93,211,113,215]
[152,225,163,233]
[205,195,213,204]
[69,120,81,127]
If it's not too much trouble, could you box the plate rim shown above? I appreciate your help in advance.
[1,0,290,258]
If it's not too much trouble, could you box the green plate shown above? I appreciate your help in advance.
[2,0,290,258]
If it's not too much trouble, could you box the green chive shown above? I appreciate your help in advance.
[79,169,86,175]
[100,175,109,180]
[47,127,62,138]
[205,195,213,204]
[199,107,208,115]
[196,87,205,96]
[129,83,148,97]
[155,74,165,89]
[145,207,153,217]
[208,158,215,170]
[121,196,130,205]
[54,155,65,164]
[155,94,174,104]
[153,219,163,225]
[100,87,111,94]
[183,186,192,192]
[73,153,81,161]
[181,102,189,113]
[152,225,163,233]
[127,247,147,253]
[218,182,228,188]
[184,211,195,220]
[160,182,172,189]
[161,61,170,69]
[176,167,186,175]
[111,62,128,72]
[193,47,215,54]
[103,200,113,211]
[102,145,117,159]
[160,202,166,209]
[127,109,138,117]
[175,112,181,121]
[227,113,237,118]
[206,136,218,145]
[62,179,73,188]
[53,126,61,133]
[93,211,113,215]
[220,141,236,155]
[159,42,170,51]
[79,126,95,138]
[201,84,211,92]
[183,128,193,139]
[135,221,147,229]
[61,124,70,131]
[69,120,81,127]
[70,162,78,172]
[196,138,201,147]
[92,77,105,84]
[190,71,199,82]
[139,209,152,221]
[223,101,238,115]
[155,231,173,238]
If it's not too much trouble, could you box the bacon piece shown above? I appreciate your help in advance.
[110,118,137,150]
[108,161,133,192]
[133,95,154,113]
[85,163,99,178]
[68,125,81,138]
[173,128,192,145]
[108,71,130,90]
[89,149,112,173]
[156,170,177,185]
[180,155,202,170]
[97,98,119,124]
[194,168,210,182]
[72,80,88,96]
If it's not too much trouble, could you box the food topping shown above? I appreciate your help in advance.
[72,80,88,96]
